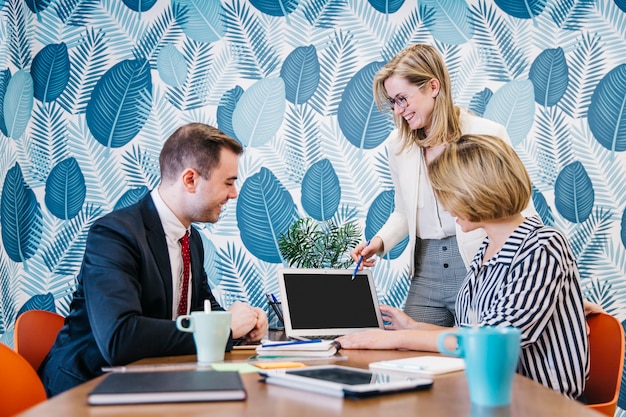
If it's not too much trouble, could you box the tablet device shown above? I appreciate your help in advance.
[259,365,433,398]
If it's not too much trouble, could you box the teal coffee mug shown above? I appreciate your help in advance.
[438,326,521,407]
[176,311,231,364]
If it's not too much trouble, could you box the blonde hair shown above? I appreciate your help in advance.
[428,134,532,222]
[373,44,461,150]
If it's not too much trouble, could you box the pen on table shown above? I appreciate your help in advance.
[352,239,371,280]
[261,339,323,347]
[266,293,284,324]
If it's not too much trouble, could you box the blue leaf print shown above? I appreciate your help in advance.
[44,158,86,220]
[31,43,70,103]
[199,234,222,288]
[3,70,34,140]
[232,78,286,148]
[494,0,547,19]
[616,0,626,12]
[217,86,244,143]
[237,167,299,263]
[280,45,320,105]
[172,0,225,43]
[114,186,149,211]
[469,88,493,116]
[0,68,10,136]
[531,188,555,227]
[588,64,626,152]
[483,79,535,146]
[528,47,569,107]
[1,163,43,265]
[249,0,299,16]
[301,159,341,222]
[554,161,594,223]
[367,0,404,14]
[17,293,56,316]
[25,0,51,16]
[337,62,393,150]
[621,207,626,250]
[122,0,158,12]
[156,44,188,88]
[365,190,408,260]
[423,0,473,45]
[85,59,153,149]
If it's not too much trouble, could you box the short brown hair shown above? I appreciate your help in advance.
[159,123,243,183]
[373,44,461,150]
[428,134,531,222]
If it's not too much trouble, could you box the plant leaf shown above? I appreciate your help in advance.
[248,0,299,16]
[233,77,286,148]
[484,79,535,146]
[280,45,320,105]
[0,68,12,136]
[367,0,404,14]
[237,167,299,263]
[44,157,86,220]
[1,163,43,265]
[114,186,149,211]
[493,0,547,19]
[531,188,555,227]
[423,0,473,45]
[554,161,595,224]
[301,158,341,222]
[217,86,244,142]
[31,43,70,103]
[121,0,158,12]
[156,44,188,88]
[3,69,34,139]
[85,58,153,149]
[337,62,393,150]
[172,0,225,43]
[16,293,56,316]
[365,190,408,260]
[529,47,569,107]
[588,64,626,153]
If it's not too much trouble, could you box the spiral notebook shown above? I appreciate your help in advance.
[277,268,384,340]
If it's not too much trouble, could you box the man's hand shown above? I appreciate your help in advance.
[228,302,268,341]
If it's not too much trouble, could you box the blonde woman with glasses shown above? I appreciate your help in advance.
[351,44,535,326]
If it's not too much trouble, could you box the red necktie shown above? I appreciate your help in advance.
[177,231,190,317]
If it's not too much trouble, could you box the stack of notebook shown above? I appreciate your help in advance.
[255,339,340,357]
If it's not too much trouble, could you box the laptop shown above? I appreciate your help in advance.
[277,268,384,340]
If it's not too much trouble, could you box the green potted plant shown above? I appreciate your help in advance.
[278,217,361,269]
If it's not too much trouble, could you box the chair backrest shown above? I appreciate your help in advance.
[0,342,47,417]
[14,309,65,371]
[584,312,625,416]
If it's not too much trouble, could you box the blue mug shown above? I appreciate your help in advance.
[438,326,521,407]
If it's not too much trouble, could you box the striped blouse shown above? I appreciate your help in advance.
[455,216,589,399]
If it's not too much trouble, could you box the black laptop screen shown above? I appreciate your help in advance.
[282,272,380,329]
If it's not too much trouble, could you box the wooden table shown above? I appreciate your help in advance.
[17,349,602,417]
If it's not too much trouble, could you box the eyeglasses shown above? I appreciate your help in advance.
[385,82,428,110]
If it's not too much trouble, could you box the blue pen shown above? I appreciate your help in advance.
[352,240,371,280]
[261,339,323,348]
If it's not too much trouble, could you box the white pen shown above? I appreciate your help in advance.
[204,299,211,313]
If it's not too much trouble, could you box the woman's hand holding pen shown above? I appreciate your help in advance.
[351,237,383,269]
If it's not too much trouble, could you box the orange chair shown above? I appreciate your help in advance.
[14,309,65,371]
[584,312,625,416]
[0,342,47,416]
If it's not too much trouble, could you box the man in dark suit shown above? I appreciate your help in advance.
[39,123,268,397]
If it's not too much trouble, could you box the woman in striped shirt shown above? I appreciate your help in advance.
[337,134,589,400]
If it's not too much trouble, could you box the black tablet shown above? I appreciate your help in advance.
[259,365,433,398]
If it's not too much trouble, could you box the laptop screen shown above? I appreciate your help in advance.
[277,268,383,338]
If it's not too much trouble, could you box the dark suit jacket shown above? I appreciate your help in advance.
[39,194,230,397]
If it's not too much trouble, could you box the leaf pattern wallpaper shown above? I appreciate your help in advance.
[0,0,625,407]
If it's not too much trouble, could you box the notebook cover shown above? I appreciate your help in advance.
[88,370,246,405]
[368,356,465,377]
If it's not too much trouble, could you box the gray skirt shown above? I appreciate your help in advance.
[403,235,467,327]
